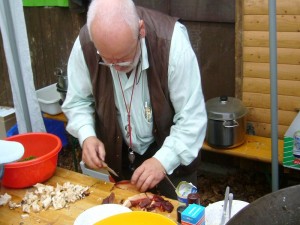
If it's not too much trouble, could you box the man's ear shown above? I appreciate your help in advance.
[139,20,146,38]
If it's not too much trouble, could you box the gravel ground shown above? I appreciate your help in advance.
[197,169,271,206]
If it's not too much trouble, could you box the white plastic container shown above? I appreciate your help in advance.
[36,83,62,115]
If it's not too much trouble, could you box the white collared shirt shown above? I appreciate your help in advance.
[62,22,207,174]
[111,38,154,155]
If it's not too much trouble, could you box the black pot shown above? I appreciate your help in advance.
[205,96,248,148]
[227,185,300,225]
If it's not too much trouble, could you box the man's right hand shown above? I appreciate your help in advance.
[82,136,106,169]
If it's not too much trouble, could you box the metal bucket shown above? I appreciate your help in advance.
[227,185,300,225]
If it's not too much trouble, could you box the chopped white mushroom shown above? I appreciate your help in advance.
[0,193,11,206]
[22,204,31,213]
[21,214,30,219]
[52,194,66,210]
[42,196,52,209]
[31,201,40,213]
[8,201,21,209]
[5,182,89,213]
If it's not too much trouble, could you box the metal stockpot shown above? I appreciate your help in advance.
[227,185,300,225]
[205,96,248,148]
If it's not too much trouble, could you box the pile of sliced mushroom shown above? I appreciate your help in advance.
[7,182,90,213]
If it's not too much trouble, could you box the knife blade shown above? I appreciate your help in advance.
[101,161,119,177]
[85,162,119,177]
[164,172,176,190]
[220,186,230,225]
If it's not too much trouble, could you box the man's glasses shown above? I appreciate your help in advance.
[98,60,133,67]
[97,38,140,68]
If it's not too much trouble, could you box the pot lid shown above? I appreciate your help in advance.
[205,96,248,120]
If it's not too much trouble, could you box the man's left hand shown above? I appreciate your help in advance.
[131,157,165,192]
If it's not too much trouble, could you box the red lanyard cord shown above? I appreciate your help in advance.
[117,69,138,149]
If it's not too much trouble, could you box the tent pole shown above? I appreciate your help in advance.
[269,0,279,191]
[1,0,32,132]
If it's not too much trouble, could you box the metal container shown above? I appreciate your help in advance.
[227,185,300,225]
[55,68,68,103]
[205,96,248,148]
[55,68,68,91]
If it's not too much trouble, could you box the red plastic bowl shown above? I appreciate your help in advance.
[2,132,62,188]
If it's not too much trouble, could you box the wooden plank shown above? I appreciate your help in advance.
[243,31,300,48]
[243,92,300,112]
[244,0,300,15]
[38,7,54,88]
[246,108,298,126]
[136,0,236,22]
[0,34,12,106]
[50,8,73,78]
[243,62,300,81]
[170,0,235,23]
[24,8,47,88]
[248,121,288,139]
[243,47,300,65]
[243,77,300,97]
[134,0,170,14]
[235,0,244,99]
[244,15,300,32]
[202,135,284,164]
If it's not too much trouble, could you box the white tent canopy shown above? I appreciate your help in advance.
[0,0,45,133]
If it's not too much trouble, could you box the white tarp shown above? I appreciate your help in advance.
[0,0,45,133]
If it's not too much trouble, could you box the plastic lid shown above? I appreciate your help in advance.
[205,96,248,120]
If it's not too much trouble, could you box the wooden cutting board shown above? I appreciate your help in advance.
[0,167,179,225]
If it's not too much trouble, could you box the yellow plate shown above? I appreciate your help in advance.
[93,211,176,225]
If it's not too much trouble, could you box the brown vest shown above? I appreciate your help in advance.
[79,7,196,175]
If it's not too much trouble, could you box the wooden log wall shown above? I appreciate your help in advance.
[236,0,300,139]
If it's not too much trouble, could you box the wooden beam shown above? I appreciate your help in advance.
[243,92,300,112]
[244,0,300,15]
[244,15,300,32]
[244,31,300,48]
[243,62,300,81]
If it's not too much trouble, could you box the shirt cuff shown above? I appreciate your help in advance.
[77,124,96,146]
[153,146,181,175]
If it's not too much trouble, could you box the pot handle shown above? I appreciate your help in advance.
[223,120,239,128]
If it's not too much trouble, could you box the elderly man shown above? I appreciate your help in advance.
[62,0,207,199]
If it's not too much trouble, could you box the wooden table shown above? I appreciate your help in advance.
[0,167,178,225]
[202,135,284,164]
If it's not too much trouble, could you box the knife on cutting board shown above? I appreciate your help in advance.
[101,161,119,177]
[80,161,118,182]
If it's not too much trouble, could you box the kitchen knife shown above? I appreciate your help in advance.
[164,172,176,190]
[101,161,119,177]
[84,162,118,177]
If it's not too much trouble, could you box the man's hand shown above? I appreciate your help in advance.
[131,157,165,192]
[82,136,106,169]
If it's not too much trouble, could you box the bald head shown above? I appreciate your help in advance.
[87,0,140,46]
[86,0,145,72]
